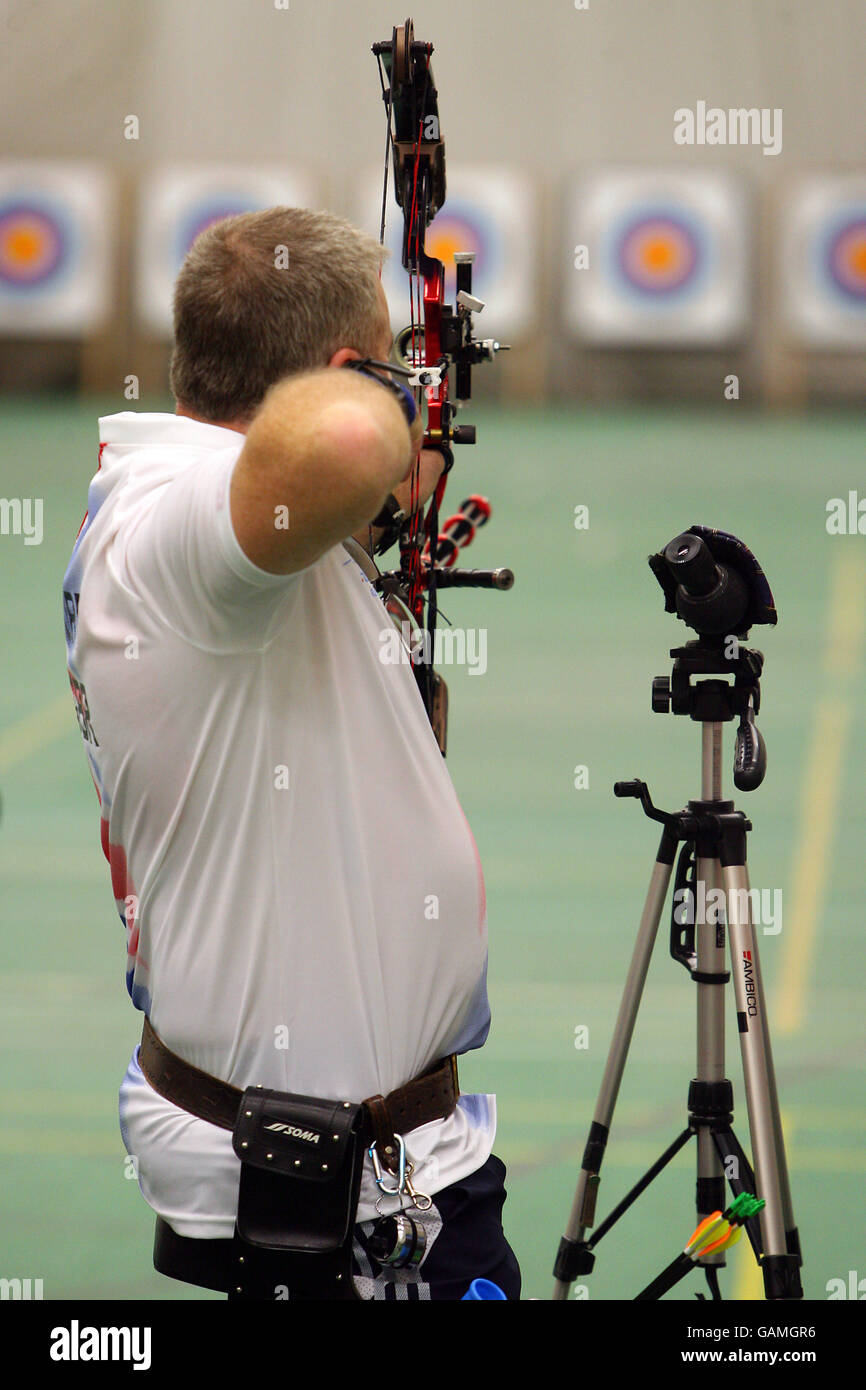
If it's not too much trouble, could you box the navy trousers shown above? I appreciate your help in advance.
[351,1153,521,1301]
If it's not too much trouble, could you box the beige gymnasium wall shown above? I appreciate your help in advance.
[2,0,864,401]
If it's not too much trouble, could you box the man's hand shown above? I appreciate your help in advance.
[406,405,426,468]
[396,446,447,515]
[353,446,447,555]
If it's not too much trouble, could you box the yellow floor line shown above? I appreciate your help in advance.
[731,551,866,1297]
[775,550,866,1036]
[0,693,73,772]
[732,1232,765,1301]
[825,550,866,679]
[777,696,852,1034]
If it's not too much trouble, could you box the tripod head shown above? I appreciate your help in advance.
[648,527,778,791]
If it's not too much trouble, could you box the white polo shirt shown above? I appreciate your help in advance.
[62,412,495,1233]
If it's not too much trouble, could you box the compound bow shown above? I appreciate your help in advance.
[370,17,513,756]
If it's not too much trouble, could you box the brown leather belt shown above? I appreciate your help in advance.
[139,1016,459,1166]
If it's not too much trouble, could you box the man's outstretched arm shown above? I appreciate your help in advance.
[230,369,421,575]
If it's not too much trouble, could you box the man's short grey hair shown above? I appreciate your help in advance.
[169,206,388,424]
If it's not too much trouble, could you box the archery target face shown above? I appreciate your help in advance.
[426,205,491,294]
[376,195,495,322]
[0,201,69,289]
[781,179,866,346]
[359,165,535,339]
[0,162,113,333]
[382,199,496,328]
[825,216,866,302]
[135,166,315,335]
[613,212,704,299]
[565,169,748,345]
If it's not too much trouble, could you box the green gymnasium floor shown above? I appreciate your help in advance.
[0,397,863,1300]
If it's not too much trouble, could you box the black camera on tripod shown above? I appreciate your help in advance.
[649,524,777,640]
[647,526,778,792]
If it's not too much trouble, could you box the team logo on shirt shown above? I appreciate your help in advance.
[68,670,99,746]
[63,589,79,645]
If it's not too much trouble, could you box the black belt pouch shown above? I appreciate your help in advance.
[231,1087,366,1299]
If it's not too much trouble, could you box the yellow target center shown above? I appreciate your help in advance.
[847,239,866,276]
[6,225,43,264]
[643,237,675,272]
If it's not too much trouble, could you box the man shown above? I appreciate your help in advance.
[62,206,520,1301]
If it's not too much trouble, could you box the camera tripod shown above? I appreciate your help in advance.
[552,528,803,1302]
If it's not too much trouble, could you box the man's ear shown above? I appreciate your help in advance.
[328,347,362,369]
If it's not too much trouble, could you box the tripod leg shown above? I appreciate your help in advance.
[552,837,677,1300]
[688,728,733,1288]
[754,950,803,1267]
[719,844,803,1300]
[693,855,729,1278]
